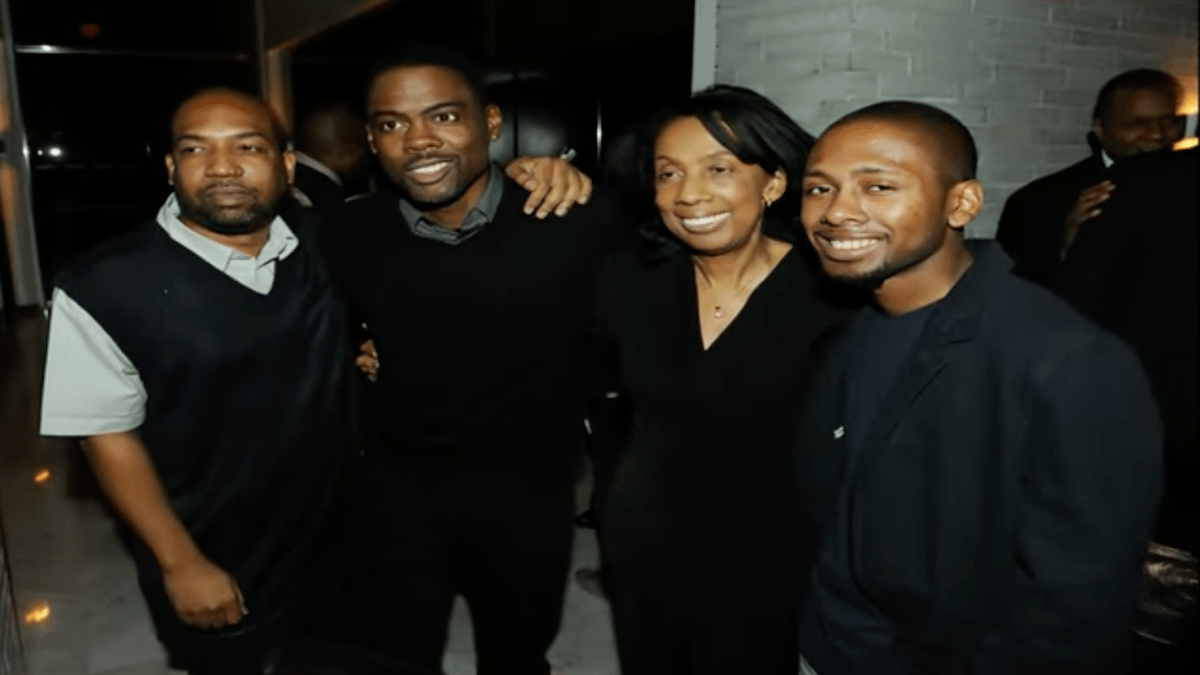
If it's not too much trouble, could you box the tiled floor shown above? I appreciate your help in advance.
[0,310,619,675]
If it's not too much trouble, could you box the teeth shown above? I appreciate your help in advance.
[409,161,450,175]
[828,238,877,250]
[681,213,730,229]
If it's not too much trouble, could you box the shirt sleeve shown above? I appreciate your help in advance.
[40,288,147,436]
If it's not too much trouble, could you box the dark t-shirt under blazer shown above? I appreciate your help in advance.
[317,176,629,473]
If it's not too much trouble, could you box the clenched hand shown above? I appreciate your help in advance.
[163,553,246,630]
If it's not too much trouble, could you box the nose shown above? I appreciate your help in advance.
[674,171,709,206]
[822,188,866,227]
[205,147,242,177]
[1145,119,1165,141]
[404,120,442,153]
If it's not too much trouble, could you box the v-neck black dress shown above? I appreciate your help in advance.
[596,243,846,605]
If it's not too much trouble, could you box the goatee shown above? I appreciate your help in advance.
[176,187,285,235]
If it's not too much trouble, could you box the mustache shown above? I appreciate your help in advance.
[199,181,256,196]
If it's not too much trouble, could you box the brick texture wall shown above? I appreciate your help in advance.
[712,0,1199,237]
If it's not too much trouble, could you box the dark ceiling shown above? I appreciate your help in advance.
[9,0,257,54]
[9,0,694,63]
[293,0,694,64]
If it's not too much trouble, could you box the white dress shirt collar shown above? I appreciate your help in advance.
[155,193,299,272]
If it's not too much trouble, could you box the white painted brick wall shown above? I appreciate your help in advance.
[713,0,1200,237]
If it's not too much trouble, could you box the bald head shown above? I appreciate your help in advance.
[826,101,977,187]
[171,88,289,153]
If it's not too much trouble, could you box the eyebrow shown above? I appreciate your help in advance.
[175,131,270,145]
[655,149,736,162]
[805,165,896,178]
[370,100,469,119]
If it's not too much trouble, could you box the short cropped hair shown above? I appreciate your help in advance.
[1092,69,1183,124]
[168,86,291,152]
[366,41,491,108]
[828,100,978,185]
[637,85,816,257]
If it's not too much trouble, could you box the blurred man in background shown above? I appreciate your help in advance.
[292,101,373,207]
[996,69,1184,285]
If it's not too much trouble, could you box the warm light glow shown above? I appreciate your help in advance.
[24,602,51,624]
[1176,86,1195,149]
[1179,89,1198,117]
[33,468,51,484]
[80,23,102,39]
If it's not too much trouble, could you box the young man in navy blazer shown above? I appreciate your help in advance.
[796,101,1162,675]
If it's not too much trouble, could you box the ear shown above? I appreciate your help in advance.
[366,125,378,154]
[946,179,983,231]
[164,154,175,186]
[282,148,297,186]
[486,104,503,142]
[763,168,788,205]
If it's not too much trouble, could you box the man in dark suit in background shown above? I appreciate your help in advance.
[1054,147,1197,553]
[995,69,1184,285]
[1054,148,1198,673]
[796,101,1162,675]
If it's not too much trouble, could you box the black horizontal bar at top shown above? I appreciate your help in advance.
[14,44,252,61]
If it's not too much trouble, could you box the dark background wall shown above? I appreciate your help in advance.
[7,0,695,293]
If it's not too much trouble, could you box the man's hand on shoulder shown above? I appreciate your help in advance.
[505,156,593,219]
[162,551,246,630]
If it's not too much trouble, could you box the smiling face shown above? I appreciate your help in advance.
[166,91,294,236]
[367,64,500,210]
[653,116,785,255]
[1093,86,1185,159]
[801,118,980,304]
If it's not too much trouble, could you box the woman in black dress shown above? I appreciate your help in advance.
[597,85,851,674]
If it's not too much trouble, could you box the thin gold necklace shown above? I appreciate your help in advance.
[704,258,774,320]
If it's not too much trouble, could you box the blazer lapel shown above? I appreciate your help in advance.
[861,340,951,461]
[852,262,987,472]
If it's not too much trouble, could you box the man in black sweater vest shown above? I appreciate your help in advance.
[317,44,629,674]
[40,89,354,674]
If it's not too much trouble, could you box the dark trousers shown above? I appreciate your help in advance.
[584,394,631,535]
[145,600,306,675]
[339,449,576,675]
[138,552,325,675]
[610,586,800,675]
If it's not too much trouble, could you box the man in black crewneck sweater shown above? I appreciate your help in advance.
[317,44,630,674]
